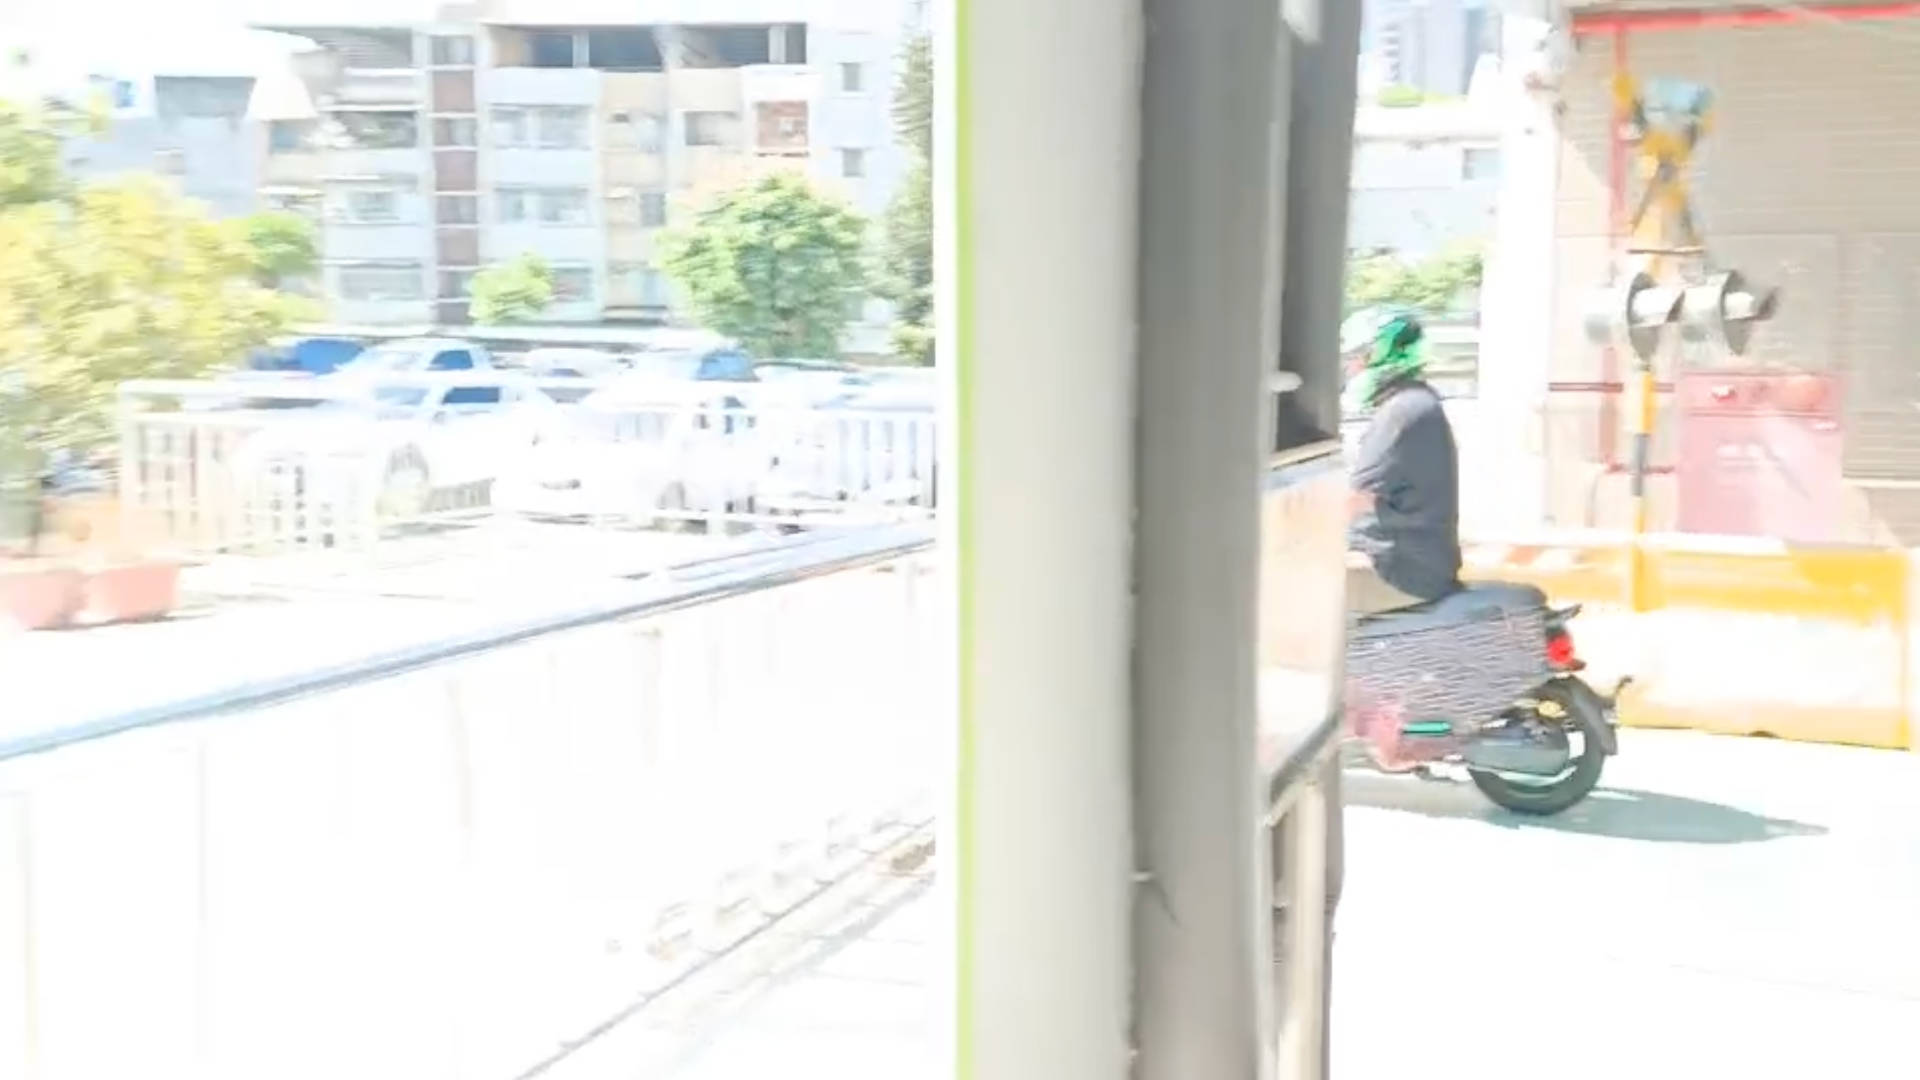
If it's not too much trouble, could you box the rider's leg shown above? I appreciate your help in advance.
[1345,552,1423,615]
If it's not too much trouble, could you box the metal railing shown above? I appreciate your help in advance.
[0,524,936,1080]
[1268,743,1342,1079]
[117,380,937,556]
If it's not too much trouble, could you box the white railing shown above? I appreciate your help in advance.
[117,380,938,556]
[0,526,936,1080]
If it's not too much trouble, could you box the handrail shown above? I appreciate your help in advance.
[0,522,935,764]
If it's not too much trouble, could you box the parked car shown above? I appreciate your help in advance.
[621,346,760,384]
[230,375,556,520]
[246,336,366,376]
[494,377,766,525]
[333,337,497,379]
[519,346,629,379]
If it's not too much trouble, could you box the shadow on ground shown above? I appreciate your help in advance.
[1344,771,1828,844]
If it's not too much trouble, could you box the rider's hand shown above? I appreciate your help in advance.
[1348,489,1375,516]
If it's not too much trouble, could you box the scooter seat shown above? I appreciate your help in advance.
[1352,580,1548,640]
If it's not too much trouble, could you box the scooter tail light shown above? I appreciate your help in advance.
[1545,630,1578,669]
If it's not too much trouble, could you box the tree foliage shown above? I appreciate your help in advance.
[1344,245,1484,316]
[1,96,307,456]
[469,253,554,324]
[0,99,72,208]
[237,211,319,289]
[656,172,868,359]
[877,157,933,365]
[893,34,933,165]
[876,32,934,365]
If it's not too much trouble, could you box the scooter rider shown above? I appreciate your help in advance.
[1341,310,1464,616]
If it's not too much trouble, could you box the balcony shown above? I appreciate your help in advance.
[322,69,423,110]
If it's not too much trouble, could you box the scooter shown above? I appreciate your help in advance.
[1343,581,1628,815]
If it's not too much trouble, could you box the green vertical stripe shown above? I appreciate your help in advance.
[951,0,979,1076]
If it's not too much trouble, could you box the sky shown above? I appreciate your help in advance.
[0,3,445,79]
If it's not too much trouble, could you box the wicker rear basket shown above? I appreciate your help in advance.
[1346,599,1550,724]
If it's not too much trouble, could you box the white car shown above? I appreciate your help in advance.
[494,377,768,524]
[230,375,556,519]
[519,347,627,379]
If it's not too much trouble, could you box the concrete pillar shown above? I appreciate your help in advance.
[1473,9,1568,533]
[939,0,1139,1074]
[945,0,1355,1073]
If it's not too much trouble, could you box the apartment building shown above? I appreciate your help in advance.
[257,1,911,350]
[0,32,288,219]
[1347,102,1502,260]
[1362,0,1501,99]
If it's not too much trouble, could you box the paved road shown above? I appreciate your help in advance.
[618,729,1920,1078]
[1337,729,1920,1079]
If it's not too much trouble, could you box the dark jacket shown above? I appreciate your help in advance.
[1348,378,1462,602]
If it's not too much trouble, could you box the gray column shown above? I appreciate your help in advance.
[941,0,1140,1075]
[1130,0,1292,1076]
[1279,0,1364,443]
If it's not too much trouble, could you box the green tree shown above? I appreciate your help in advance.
[0,176,307,453]
[893,33,932,164]
[469,253,554,324]
[1376,84,1444,108]
[876,32,934,365]
[657,172,868,359]
[0,99,79,207]
[237,210,318,289]
[1344,245,1484,316]
[877,159,933,364]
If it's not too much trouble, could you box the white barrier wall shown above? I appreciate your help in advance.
[0,543,934,1080]
[118,386,938,555]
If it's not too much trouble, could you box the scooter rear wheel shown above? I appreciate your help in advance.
[1468,679,1608,816]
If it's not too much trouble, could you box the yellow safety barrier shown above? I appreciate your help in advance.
[1462,534,1912,752]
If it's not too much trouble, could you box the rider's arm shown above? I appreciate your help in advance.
[1348,392,1411,504]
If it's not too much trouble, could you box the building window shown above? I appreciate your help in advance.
[497,188,530,223]
[639,191,667,228]
[492,105,587,149]
[497,187,590,226]
[839,62,863,93]
[433,117,476,147]
[536,106,588,149]
[1462,147,1501,182]
[338,264,423,302]
[607,111,664,152]
[438,268,476,298]
[685,111,739,147]
[436,194,477,224]
[587,29,663,72]
[551,267,594,302]
[430,35,475,66]
[268,119,311,152]
[344,188,401,223]
[755,101,809,153]
[540,188,589,225]
[840,148,866,178]
[491,107,527,147]
[610,262,671,307]
[530,31,577,69]
[772,24,808,65]
[334,111,418,150]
